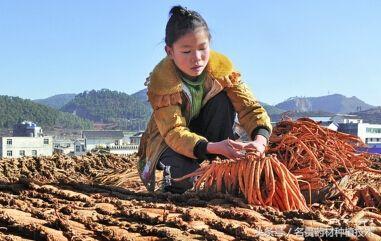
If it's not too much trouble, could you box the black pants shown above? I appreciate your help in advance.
[157,91,236,194]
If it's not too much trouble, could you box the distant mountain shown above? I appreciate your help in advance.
[60,89,152,130]
[260,102,285,116]
[269,110,335,122]
[275,94,374,114]
[0,95,93,129]
[131,89,148,102]
[33,94,76,109]
[350,107,381,124]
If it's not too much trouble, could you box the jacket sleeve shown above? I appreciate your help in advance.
[225,78,272,140]
[149,92,207,159]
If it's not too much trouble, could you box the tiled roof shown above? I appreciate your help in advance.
[131,131,144,137]
[82,131,124,139]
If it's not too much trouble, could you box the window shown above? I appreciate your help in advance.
[32,150,37,156]
[76,146,80,152]
[44,138,49,145]
[6,150,12,157]
[115,140,119,145]
[19,150,25,156]
[6,139,12,145]
[366,128,381,134]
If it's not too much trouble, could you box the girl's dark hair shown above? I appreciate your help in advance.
[165,6,211,46]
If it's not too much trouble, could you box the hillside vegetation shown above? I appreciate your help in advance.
[60,89,152,130]
[0,95,93,129]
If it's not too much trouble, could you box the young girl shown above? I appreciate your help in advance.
[138,6,272,193]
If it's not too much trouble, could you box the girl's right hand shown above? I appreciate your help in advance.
[206,139,246,159]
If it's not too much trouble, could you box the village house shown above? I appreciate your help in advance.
[129,131,144,145]
[0,121,53,158]
[66,130,143,156]
[331,114,363,124]
[53,139,75,155]
[338,122,381,145]
[82,130,124,151]
[73,139,86,156]
[327,115,381,154]
[52,130,143,157]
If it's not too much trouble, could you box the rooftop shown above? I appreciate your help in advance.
[82,130,124,139]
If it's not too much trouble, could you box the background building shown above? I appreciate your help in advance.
[73,139,86,156]
[12,121,43,137]
[338,123,381,145]
[53,139,75,155]
[0,122,53,158]
[82,130,124,151]
[129,131,143,145]
[331,114,363,124]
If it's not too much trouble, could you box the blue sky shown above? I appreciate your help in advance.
[0,1,380,106]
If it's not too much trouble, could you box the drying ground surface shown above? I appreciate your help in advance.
[0,153,380,241]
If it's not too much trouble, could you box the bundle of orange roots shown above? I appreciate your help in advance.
[268,117,372,191]
[175,154,309,212]
[176,117,380,212]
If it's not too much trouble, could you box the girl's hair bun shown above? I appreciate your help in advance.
[169,5,191,18]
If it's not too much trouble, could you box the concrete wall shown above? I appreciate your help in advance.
[86,138,124,151]
[0,136,53,158]
[109,145,139,155]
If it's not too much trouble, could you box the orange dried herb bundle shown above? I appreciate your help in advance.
[268,118,372,191]
[175,154,309,212]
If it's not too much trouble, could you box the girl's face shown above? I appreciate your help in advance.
[165,28,210,78]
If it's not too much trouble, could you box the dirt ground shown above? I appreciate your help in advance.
[0,153,380,241]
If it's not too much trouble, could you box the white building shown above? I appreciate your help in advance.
[73,139,86,156]
[330,114,381,146]
[53,139,75,155]
[331,114,363,124]
[67,130,143,156]
[338,123,381,145]
[361,124,381,145]
[130,131,143,145]
[0,121,53,158]
[82,130,124,151]
[0,136,53,158]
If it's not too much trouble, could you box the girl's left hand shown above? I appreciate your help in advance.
[242,135,268,157]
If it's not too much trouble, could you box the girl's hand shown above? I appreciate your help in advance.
[242,135,267,157]
[206,139,246,159]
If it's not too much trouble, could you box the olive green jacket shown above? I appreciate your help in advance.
[137,50,272,191]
